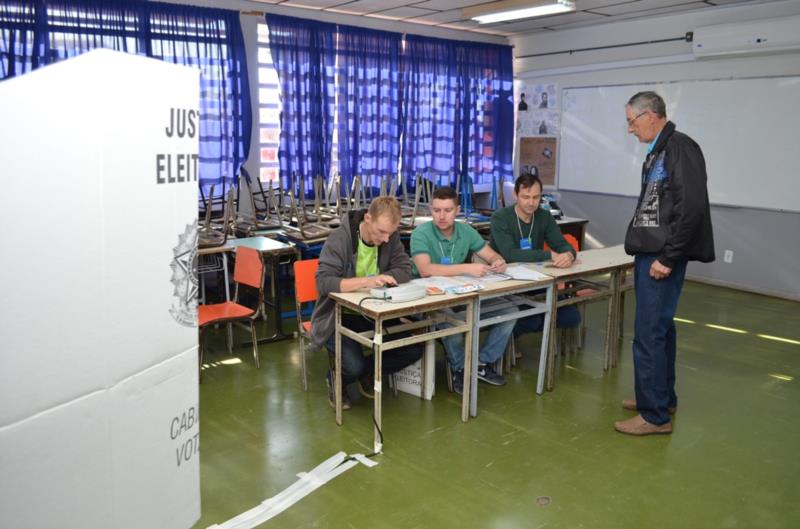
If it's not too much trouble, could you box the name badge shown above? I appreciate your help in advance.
[440,256,452,265]
[519,238,532,250]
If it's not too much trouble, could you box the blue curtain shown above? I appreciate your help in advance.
[455,40,513,199]
[400,36,460,189]
[401,35,513,191]
[335,25,401,197]
[0,0,251,197]
[267,14,336,197]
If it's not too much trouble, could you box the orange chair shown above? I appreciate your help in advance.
[293,258,319,391]
[199,246,265,372]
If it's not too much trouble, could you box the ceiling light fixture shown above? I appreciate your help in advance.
[466,0,575,25]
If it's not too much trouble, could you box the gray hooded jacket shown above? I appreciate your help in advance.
[309,210,412,348]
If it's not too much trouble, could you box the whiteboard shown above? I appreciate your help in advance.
[559,77,800,212]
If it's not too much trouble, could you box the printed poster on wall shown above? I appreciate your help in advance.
[520,137,557,186]
[515,81,560,136]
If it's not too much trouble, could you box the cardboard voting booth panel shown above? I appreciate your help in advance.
[391,343,436,400]
[0,50,200,529]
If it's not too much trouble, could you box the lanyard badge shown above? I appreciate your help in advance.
[516,215,535,251]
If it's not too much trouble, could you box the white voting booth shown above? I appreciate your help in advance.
[0,50,200,529]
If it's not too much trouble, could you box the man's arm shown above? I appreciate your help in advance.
[315,229,351,298]
[475,244,507,273]
[490,210,551,263]
[542,214,576,268]
[659,139,708,269]
[413,253,490,278]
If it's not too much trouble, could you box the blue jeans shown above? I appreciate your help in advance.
[632,254,687,426]
[325,313,423,385]
[438,300,518,372]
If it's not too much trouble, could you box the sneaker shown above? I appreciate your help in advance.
[477,364,506,386]
[326,371,351,410]
[451,370,464,395]
[357,373,375,399]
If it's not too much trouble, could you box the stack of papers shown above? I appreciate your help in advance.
[504,264,550,281]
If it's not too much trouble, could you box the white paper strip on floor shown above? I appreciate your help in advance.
[207,452,377,529]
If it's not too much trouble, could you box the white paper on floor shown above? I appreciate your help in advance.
[206,452,377,529]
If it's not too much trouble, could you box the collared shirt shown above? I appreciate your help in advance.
[410,221,486,277]
[647,128,663,154]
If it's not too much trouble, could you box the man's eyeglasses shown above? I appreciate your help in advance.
[627,111,648,127]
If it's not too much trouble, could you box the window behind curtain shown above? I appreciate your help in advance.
[256,22,280,184]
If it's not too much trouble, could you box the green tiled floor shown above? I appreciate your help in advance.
[194,282,800,529]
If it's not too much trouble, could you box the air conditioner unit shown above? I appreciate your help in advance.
[692,15,800,58]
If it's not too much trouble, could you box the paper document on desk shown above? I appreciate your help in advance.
[411,276,482,294]
[412,277,462,289]
[451,273,510,285]
[505,264,550,281]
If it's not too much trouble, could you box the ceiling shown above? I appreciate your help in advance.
[249,0,779,37]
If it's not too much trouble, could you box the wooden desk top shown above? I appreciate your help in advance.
[523,244,633,279]
[468,277,553,297]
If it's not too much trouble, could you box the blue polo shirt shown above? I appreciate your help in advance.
[410,221,487,277]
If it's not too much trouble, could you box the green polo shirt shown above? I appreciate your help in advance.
[410,221,487,277]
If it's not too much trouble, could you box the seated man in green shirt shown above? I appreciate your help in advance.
[411,186,517,394]
[311,197,423,410]
[490,173,581,337]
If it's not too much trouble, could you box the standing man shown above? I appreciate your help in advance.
[411,186,515,394]
[616,91,714,435]
[311,197,423,410]
[490,173,581,337]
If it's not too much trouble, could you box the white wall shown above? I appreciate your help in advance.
[511,0,800,300]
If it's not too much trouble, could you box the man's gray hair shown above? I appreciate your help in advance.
[627,91,667,118]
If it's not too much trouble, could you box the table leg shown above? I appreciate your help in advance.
[335,303,343,426]
[468,297,480,418]
[462,301,474,423]
[374,317,383,454]
[545,282,559,392]
[604,269,621,372]
[538,283,554,394]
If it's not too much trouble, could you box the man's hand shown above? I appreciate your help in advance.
[364,274,398,288]
[464,263,492,277]
[488,258,507,273]
[650,260,672,280]
[550,251,575,268]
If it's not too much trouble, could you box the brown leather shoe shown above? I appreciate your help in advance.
[622,399,676,414]
[614,414,672,436]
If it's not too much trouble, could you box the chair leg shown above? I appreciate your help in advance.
[390,373,398,397]
[298,335,308,392]
[250,321,260,368]
[444,355,453,393]
[579,305,587,349]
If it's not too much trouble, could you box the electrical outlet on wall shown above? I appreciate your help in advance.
[723,249,734,263]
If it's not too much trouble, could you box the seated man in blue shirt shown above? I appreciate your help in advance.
[411,186,517,394]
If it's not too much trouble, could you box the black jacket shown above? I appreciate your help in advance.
[624,121,715,268]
